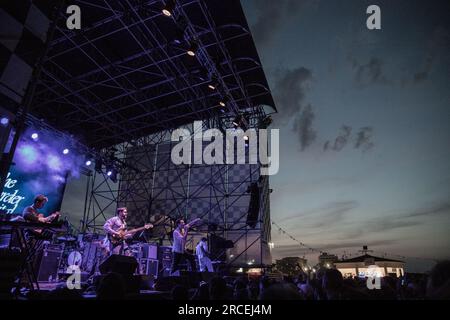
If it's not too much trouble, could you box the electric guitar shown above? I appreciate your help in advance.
[109,223,153,245]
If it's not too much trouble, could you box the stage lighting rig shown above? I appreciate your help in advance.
[187,41,198,57]
[162,0,176,17]
[0,117,9,126]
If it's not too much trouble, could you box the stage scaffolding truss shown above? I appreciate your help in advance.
[1,1,276,269]
[82,116,273,267]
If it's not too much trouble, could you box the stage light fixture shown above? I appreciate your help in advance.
[31,133,39,140]
[219,101,226,107]
[232,116,241,128]
[85,160,92,166]
[208,84,216,90]
[106,168,118,183]
[63,148,69,155]
[187,42,197,57]
[162,0,175,17]
[0,117,9,126]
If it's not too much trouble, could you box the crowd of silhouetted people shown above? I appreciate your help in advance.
[22,260,450,300]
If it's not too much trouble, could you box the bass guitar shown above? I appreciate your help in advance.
[109,223,153,245]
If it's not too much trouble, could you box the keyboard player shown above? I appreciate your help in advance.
[22,194,60,224]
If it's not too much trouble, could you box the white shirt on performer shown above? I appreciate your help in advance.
[196,239,214,272]
[196,240,208,258]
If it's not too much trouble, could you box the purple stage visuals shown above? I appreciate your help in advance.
[1,127,84,216]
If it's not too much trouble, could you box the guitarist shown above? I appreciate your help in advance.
[103,207,131,256]
[171,218,200,275]
[103,207,153,256]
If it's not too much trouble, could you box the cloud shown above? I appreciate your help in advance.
[278,200,358,227]
[272,239,398,258]
[342,200,450,239]
[353,57,388,87]
[363,219,423,234]
[402,201,450,219]
[324,125,374,153]
[293,104,316,151]
[310,203,357,228]
[317,239,399,251]
[251,0,315,46]
[413,26,450,84]
[273,67,313,120]
[271,67,316,150]
[273,200,450,260]
[324,125,352,151]
[251,1,285,46]
[354,127,374,152]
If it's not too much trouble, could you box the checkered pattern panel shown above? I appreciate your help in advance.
[126,210,146,227]
[226,194,251,226]
[210,165,227,193]
[119,141,265,229]
[228,164,252,184]
[189,165,212,198]
[0,1,56,105]
[149,195,187,219]
[187,198,211,219]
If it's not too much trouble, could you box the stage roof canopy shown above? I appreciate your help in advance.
[30,0,276,149]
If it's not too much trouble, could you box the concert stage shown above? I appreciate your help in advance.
[0,0,276,299]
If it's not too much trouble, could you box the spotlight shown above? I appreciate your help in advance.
[0,117,9,126]
[107,168,118,183]
[31,133,39,140]
[219,101,226,107]
[162,0,175,17]
[85,160,92,166]
[63,148,69,155]
[233,114,249,131]
[208,84,216,90]
[187,42,197,57]
[232,115,241,128]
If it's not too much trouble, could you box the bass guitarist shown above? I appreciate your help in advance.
[103,207,152,255]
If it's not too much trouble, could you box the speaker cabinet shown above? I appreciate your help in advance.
[99,254,138,275]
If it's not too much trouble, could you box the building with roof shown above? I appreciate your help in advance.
[275,256,308,275]
[318,252,339,268]
[335,253,405,278]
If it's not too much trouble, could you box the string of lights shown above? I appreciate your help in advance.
[271,221,325,254]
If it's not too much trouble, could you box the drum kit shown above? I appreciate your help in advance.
[55,233,108,275]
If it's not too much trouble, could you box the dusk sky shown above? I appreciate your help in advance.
[58,0,450,273]
[240,0,450,271]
